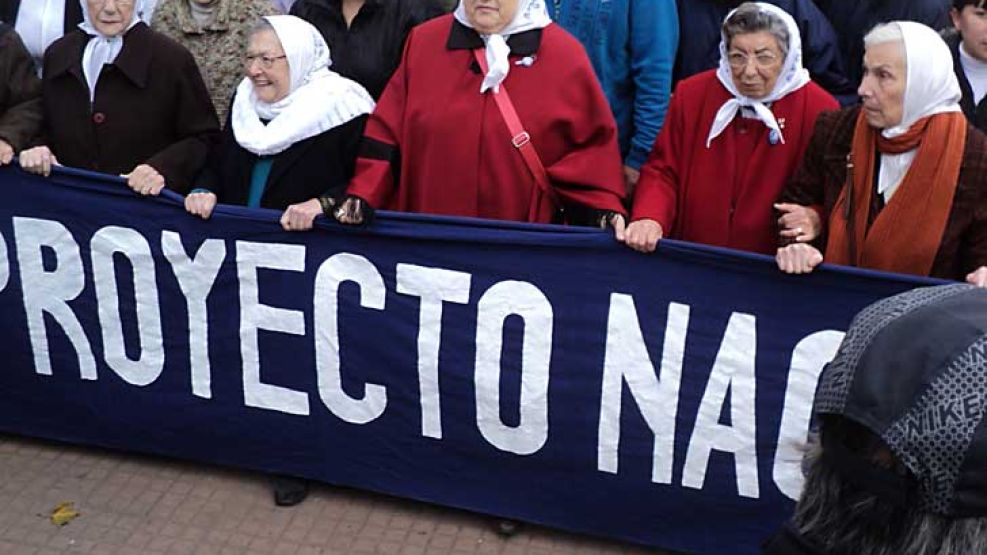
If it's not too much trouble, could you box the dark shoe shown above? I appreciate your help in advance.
[272,475,309,507]
[494,519,522,537]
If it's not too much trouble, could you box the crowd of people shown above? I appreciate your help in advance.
[4,0,987,542]
[3,0,987,286]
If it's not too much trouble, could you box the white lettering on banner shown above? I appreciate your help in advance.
[237,241,310,416]
[599,296,689,484]
[0,230,9,292]
[13,217,97,379]
[773,330,844,499]
[313,252,388,424]
[91,226,165,386]
[475,281,553,455]
[396,264,472,439]
[162,231,226,399]
[682,312,760,498]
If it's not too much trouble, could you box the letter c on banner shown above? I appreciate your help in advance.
[475,280,553,455]
[0,229,8,292]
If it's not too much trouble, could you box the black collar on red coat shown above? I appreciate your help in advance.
[46,22,152,89]
[445,18,542,57]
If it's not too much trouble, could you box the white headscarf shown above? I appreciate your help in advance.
[706,2,810,148]
[78,0,145,102]
[453,0,553,94]
[231,15,374,156]
[872,22,962,201]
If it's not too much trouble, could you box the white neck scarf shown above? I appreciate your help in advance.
[78,0,144,102]
[706,2,810,148]
[873,22,962,201]
[453,0,552,94]
[231,15,375,156]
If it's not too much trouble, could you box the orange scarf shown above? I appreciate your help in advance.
[825,111,966,276]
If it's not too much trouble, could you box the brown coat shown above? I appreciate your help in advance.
[42,23,220,193]
[0,24,42,151]
[780,105,987,281]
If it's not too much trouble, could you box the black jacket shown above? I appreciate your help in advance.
[197,106,367,210]
[290,0,443,99]
[0,24,42,151]
[947,32,987,134]
[0,0,83,35]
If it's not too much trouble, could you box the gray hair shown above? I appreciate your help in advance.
[247,18,275,40]
[791,418,987,555]
[864,22,905,49]
[722,2,790,60]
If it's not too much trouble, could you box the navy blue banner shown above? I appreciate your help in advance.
[0,166,938,554]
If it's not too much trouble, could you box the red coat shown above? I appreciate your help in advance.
[347,15,625,223]
[631,70,838,254]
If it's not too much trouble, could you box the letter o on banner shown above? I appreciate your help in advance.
[474,280,553,455]
[0,229,8,292]
[91,226,165,386]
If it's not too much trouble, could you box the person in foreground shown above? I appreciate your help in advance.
[18,0,219,196]
[0,23,42,165]
[764,283,987,554]
[620,2,837,254]
[775,22,987,286]
[184,15,373,235]
[327,0,627,230]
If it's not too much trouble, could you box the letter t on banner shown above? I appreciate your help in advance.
[396,264,471,439]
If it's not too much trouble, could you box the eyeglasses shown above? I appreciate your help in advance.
[727,51,781,70]
[243,54,287,69]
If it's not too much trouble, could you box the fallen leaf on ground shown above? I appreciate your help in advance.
[49,502,80,526]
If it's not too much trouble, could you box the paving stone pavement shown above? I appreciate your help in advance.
[0,435,669,555]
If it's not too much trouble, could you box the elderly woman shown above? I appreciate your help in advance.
[0,24,41,165]
[151,0,277,122]
[618,2,838,254]
[776,22,987,286]
[18,0,219,196]
[326,0,626,229]
[184,15,373,229]
[289,0,443,100]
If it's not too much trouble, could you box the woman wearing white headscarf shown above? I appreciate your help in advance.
[776,21,987,284]
[619,2,838,255]
[18,0,219,196]
[184,15,374,231]
[326,0,626,228]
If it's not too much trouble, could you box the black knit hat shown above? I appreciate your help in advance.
[814,284,987,517]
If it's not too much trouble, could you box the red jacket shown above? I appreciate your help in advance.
[348,15,625,223]
[632,70,838,254]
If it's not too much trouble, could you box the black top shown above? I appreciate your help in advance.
[0,0,83,35]
[762,523,825,555]
[197,104,367,210]
[948,32,987,134]
[290,0,443,99]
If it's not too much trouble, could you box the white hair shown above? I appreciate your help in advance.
[864,22,905,49]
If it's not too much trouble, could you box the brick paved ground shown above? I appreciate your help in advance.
[0,435,668,555]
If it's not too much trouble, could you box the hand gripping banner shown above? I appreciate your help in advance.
[0,166,938,554]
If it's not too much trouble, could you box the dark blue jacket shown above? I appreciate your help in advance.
[816,0,950,87]
[554,0,678,169]
[675,0,856,105]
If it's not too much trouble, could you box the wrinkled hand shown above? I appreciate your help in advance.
[0,139,13,165]
[775,203,822,243]
[18,145,59,176]
[966,266,987,287]
[620,218,663,253]
[623,165,641,198]
[606,212,626,235]
[125,164,166,196]
[281,198,322,231]
[185,191,217,220]
[776,243,823,274]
